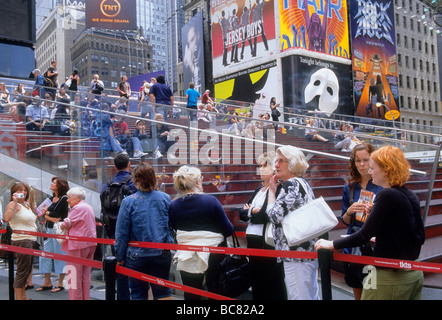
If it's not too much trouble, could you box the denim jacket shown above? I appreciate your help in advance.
[115,190,173,261]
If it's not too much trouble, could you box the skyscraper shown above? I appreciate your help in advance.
[136,0,168,74]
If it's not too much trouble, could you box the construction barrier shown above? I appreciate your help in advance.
[0,228,441,301]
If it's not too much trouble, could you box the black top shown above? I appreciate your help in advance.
[238,185,270,226]
[169,194,233,238]
[46,195,69,229]
[334,186,425,261]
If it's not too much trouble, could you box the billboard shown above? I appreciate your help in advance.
[86,0,137,30]
[349,0,400,119]
[279,0,350,59]
[214,60,279,115]
[0,0,35,44]
[211,0,277,79]
[281,55,353,116]
[182,11,206,93]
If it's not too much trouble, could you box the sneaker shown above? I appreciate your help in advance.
[118,150,128,155]
[154,147,163,159]
[133,150,147,158]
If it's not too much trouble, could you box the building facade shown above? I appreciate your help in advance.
[70,29,153,89]
[35,0,85,81]
[394,0,442,139]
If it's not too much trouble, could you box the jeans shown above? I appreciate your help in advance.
[108,136,124,153]
[140,103,154,119]
[124,250,172,300]
[39,228,66,274]
[187,105,197,121]
[131,137,143,152]
[155,105,170,121]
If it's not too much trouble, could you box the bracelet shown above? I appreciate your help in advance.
[247,206,254,217]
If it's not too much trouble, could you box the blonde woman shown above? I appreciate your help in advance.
[169,166,233,300]
[239,152,286,300]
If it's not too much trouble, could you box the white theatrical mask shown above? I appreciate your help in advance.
[304,68,339,115]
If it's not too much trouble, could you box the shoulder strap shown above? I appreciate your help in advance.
[122,175,132,184]
[294,178,311,201]
[52,195,67,212]
[231,232,241,248]
[348,182,356,205]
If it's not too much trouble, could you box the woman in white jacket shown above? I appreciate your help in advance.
[169,166,234,300]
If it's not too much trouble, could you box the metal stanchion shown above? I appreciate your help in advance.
[103,256,117,300]
[318,249,333,301]
[8,250,14,300]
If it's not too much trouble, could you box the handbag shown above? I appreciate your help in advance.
[264,222,275,247]
[0,222,12,259]
[219,232,251,298]
[281,178,338,247]
[53,221,66,245]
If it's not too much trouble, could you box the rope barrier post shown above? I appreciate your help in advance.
[317,249,333,301]
[8,250,14,300]
[103,256,117,300]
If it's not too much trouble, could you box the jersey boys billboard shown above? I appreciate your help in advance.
[279,0,350,59]
[86,0,137,30]
[349,0,400,119]
[211,0,277,79]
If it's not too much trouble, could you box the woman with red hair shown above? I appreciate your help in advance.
[316,146,425,300]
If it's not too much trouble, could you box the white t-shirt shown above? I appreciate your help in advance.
[8,203,37,242]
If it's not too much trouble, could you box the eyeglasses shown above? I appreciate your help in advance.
[274,158,289,165]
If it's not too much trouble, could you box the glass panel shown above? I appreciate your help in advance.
[0,78,440,232]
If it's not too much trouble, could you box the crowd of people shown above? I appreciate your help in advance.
[0,67,429,301]
[1,140,426,301]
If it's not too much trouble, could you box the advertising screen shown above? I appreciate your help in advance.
[214,60,279,116]
[279,0,350,59]
[281,55,353,116]
[86,0,137,30]
[182,11,206,93]
[211,0,277,79]
[349,0,400,119]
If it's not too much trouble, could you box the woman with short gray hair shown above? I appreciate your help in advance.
[266,145,319,300]
[61,187,96,300]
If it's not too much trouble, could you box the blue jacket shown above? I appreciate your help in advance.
[115,190,173,261]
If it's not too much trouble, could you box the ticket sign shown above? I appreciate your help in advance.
[86,0,137,30]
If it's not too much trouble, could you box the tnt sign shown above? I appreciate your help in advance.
[86,0,137,30]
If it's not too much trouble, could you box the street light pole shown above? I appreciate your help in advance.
[376,102,396,140]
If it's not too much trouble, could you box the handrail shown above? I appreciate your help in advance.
[2,75,441,135]
[2,76,441,139]
[0,90,439,225]
[281,108,442,140]
[9,93,430,177]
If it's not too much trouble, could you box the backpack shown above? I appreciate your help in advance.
[43,71,56,88]
[100,175,134,237]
